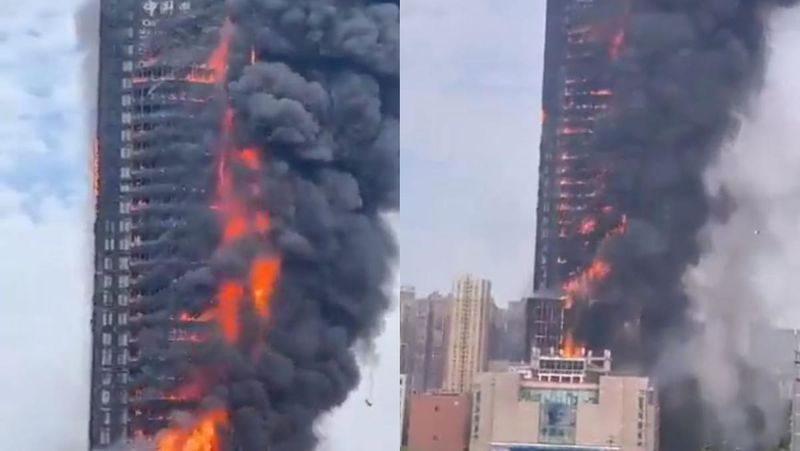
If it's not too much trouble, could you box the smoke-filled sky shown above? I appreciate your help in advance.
[401,0,544,304]
[0,1,398,450]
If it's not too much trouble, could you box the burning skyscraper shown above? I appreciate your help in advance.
[89,1,398,450]
[530,0,800,450]
[529,0,628,359]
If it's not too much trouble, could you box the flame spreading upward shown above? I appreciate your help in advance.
[155,19,281,449]
[157,410,228,451]
[559,216,628,357]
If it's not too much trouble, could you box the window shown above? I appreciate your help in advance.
[102,333,112,346]
[117,351,127,365]
[118,294,129,306]
[101,390,110,404]
[538,390,578,445]
[119,201,130,214]
[101,348,112,366]
[121,129,132,142]
[119,257,129,270]
[121,94,132,106]
[101,312,113,327]
[118,275,129,288]
[101,372,112,385]
[119,333,128,347]
[103,410,111,425]
[103,275,112,288]
[100,428,110,445]
[122,61,133,72]
[118,313,128,326]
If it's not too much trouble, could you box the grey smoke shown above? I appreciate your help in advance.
[126,1,398,450]
[564,0,800,449]
[684,7,800,449]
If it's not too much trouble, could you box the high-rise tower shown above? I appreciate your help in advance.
[444,275,493,393]
[529,0,628,358]
[90,0,400,449]
[90,0,219,447]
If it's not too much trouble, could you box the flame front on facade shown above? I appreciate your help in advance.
[90,1,398,450]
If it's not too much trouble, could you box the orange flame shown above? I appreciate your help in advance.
[155,17,282,449]
[218,281,244,343]
[578,218,597,235]
[560,333,583,358]
[250,258,280,319]
[157,410,228,451]
[238,148,261,170]
[165,378,206,402]
[92,138,100,197]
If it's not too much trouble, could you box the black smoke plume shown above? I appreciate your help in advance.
[128,1,397,450]
[569,0,798,450]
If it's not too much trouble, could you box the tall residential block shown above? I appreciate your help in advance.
[444,275,493,393]
[404,292,452,393]
[90,1,216,447]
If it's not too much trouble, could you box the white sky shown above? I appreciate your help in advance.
[399,0,546,304]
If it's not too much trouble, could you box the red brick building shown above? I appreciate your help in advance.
[407,392,471,451]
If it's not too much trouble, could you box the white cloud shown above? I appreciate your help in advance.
[0,0,91,449]
[0,185,90,451]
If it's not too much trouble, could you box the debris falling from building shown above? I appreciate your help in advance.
[531,0,798,449]
[89,1,398,450]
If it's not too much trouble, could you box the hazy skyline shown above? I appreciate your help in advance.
[400,0,545,304]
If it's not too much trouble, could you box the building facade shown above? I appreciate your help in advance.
[470,351,658,451]
[525,290,565,361]
[407,292,453,393]
[445,275,493,393]
[401,374,408,440]
[90,0,217,447]
[401,285,416,376]
[529,0,628,352]
[408,392,472,451]
[490,300,527,363]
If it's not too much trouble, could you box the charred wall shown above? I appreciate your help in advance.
[530,0,627,354]
[90,0,222,447]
